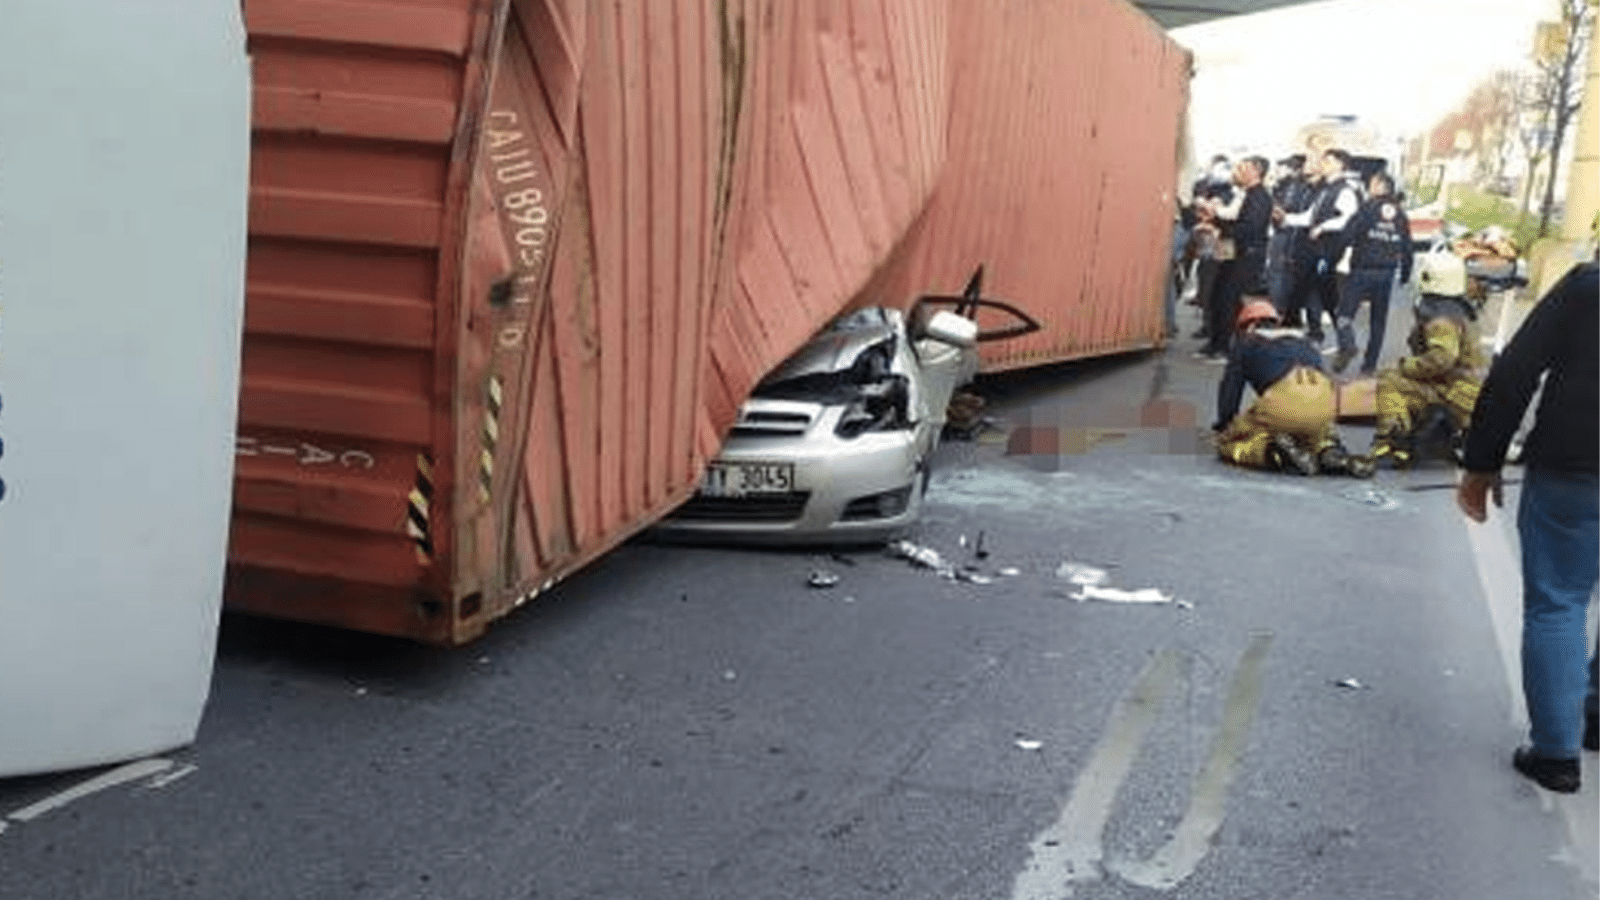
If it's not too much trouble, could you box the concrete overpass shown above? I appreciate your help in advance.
[1133,0,1320,28]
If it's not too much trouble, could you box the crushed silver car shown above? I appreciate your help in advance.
[657,267,1037,545]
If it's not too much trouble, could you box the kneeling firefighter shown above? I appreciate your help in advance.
[1364,251,1487,468]
[1212,301,1371,476]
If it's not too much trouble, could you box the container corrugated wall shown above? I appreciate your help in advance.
[860,0,1189,370]
[230,0,949,642]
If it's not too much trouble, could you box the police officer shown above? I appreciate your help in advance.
[1212,300,1370,476]
[1279,148,1363,346]
[1362,251,1486,468]
[1330,171,1413,374]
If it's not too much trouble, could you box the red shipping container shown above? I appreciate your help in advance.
[230,0,1187,643]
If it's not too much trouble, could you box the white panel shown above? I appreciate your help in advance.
[0,1,251,776]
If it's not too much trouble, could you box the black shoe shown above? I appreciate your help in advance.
[1269,434,1317,476]
[1332,348,1357,374]
[1316,445,1374,478]
[1512,747,1580,793]
[1585,711,1597,752]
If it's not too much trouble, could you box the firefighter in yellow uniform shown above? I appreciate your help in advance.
[1365,252,1487,467]
[1212,300,1371,476]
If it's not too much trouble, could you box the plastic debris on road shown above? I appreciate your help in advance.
[890,540,947,570]
[1054,562,1110,586]
[1071,585,1181,605]
[1014,738,1044,751]
[998,567,1021,577]
[889,540,958,579]
[808,570,841,589]
[1333,678,1366,690]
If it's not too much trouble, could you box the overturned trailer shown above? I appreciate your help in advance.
[231,0,1189,643]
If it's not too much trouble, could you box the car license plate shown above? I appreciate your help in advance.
[700,462,794,497]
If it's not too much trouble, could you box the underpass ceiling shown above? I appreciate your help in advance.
[1132,0,1321,29]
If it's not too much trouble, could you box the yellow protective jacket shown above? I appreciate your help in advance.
[1399,316,1485,383]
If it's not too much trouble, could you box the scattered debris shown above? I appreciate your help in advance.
[1341,486,1400,510]
[958,534,969,548]
[1332,678,1366,690]
[1071,585,1184,606]
[958,571,995,585]
[354,686,369,696]
[1015,738,1044,751]
[1054,562,1110,587]
[975,531,990,560]
[807,570,841,589]
[998,567,1021,577]
[841,596,857,604]
[722,670,738,681]
[890,540,948,570]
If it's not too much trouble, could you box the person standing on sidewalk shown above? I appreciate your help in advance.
[1457,262,1599,794]
[1198,156,1273,360]
[1329,171,1412,375]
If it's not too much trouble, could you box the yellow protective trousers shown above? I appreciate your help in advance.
[1216,365,1340,470]
[1373,369,1480,438]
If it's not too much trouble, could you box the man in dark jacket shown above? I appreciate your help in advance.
[1457,262,1599,793]
[1279,148,1363,345]
[1331,171,1412,374]
[1199,156,1273,359]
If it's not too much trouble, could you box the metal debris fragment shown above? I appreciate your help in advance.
[1333,678,1366,690]
[808,570,841,589]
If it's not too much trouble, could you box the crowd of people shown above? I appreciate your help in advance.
[1174,147,1406,375]
[1173,150,1599,794]
[1169,146,1464,478]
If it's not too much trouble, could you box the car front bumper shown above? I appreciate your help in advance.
[653,429,925,546]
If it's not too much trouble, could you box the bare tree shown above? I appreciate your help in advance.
[1477,71,1524,185]
[1527,0,1594,237]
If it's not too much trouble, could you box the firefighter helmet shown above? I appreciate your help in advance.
[1236,300,1280,329]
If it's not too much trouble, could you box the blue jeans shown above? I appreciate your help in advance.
[1517,468,1600,759]
[1336,269,1394,373]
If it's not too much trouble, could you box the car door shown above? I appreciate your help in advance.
[910,265,1040,432]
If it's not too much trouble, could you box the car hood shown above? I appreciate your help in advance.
[758,308,904,385]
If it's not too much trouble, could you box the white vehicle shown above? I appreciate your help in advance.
[657,268,1037,545]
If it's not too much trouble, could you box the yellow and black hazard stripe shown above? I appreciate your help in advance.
[480,375,503,503]
[406,453,434,565]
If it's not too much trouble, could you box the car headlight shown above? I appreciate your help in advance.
[835,377,911,438]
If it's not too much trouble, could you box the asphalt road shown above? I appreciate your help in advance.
[1,296,1595,900]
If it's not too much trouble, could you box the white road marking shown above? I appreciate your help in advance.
[1464,510,1599,890]
[1462,515,1530,728]
[7,758,172,823]
[1010,649,1185,899]
[1107,633,1273,890]
[144,763,197,790]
